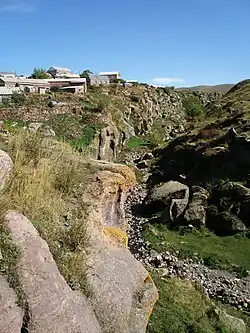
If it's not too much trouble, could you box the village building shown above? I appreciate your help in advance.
[87,74,110,86]
[0,72,16,78]
[98,71,121,82]
[47,66,80,79]
[48,78,87,93]
[0,87,20,103]
[0,77,50,94]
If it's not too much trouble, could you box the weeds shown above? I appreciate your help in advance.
[2,131,95,295]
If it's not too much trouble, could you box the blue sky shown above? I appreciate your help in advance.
[0,0,249,86]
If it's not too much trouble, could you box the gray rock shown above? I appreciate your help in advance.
[0,275,23,333]
[39,126,56,137]
[145,181,189,221]
[28,122,42,133]
[142,152,154,161]
[0,149,13,191]
[213,212,246,235]
[5,211,102,333]
[214,308,246,333]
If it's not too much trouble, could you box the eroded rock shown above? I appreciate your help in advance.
[145,181,189,222]
[0,275,23,333]
[5,211,102,333]
[0,149,13,191]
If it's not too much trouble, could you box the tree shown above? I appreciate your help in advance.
[31,68,50,79]
[80,69,93,79]
[183,95,204,118]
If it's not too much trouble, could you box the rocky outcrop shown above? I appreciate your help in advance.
[144,181,189,222]
[5,211,102,333]
[183,186,209,227]
[0,276,23,333]
[83,165,158,333]
[98,124,120,161]
[0,149,13,190]
[0,150,157,333]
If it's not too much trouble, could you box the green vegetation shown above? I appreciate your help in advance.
[80,69,93,79]
[183,95,204,118]
[31,68,51,79]
[148,274,230,333]
[125,136,150,149]
[46,114,105,153]
[143,224,250,272]
[1,132,96,295]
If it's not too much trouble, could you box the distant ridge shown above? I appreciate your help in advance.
[177,84,234,93]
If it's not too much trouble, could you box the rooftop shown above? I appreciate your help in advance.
[99,71,120,75]
[48,66,72,73]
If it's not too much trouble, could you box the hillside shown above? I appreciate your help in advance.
[1,82,250,333]
[177,83,234,93]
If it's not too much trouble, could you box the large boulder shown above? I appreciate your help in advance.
[145,181,189,221]
[0,276,23,333]
[214,308,246,333]
[208,211,246,236]
[183,186,209,227]
[5,211,102,333]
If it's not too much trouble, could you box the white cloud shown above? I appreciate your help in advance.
[0,1,34,12]
[152,77,185,85]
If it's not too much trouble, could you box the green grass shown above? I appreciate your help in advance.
[3,132,97,296]
[148,274,231,333]
[46,114,105,152]
[143,224,250,271]
[125,136,150,149]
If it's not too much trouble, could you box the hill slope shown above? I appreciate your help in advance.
[177,83,234,93]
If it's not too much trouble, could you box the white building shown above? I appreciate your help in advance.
[47,66,80,79]
[0,72,16,78]
[98,71,121,82]
[0,87,20,103]
[0,77,50,94]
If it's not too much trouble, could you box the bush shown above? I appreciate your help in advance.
[50,86,61,93]
[183,96,204,118]
[11,92,26,106]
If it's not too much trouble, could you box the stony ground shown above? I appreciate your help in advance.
[125,183,250,313]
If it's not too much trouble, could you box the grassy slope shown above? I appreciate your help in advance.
[143,224,250,271]
[0,132,97,297]
[147,274,249,333]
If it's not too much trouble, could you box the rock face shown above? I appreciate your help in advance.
[0,276,23,333]
[209,212,246,236]
[183,186,209,227]
[5,211,102,333]
[145,181,189,222]
[0,149,13,191]
[84,165,158,333]
[98,124,120,161]
[0,155,157,333]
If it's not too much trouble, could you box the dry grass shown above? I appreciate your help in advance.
[2,131,96,293]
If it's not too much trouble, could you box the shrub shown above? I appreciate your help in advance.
[50,86,61,93]
[183,96,204,118]
[11,92,26,106]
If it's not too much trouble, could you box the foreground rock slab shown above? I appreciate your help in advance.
[0,275,23,333]
[5,211,102,333]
